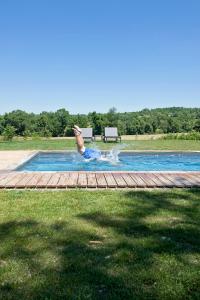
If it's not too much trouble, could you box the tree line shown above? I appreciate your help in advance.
[0,107,200,138]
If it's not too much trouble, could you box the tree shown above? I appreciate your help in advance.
[3,110,30,135]
[106,107,118,127]
[194,118,200,132]
[2,125,16,141]
[88,111,104,135]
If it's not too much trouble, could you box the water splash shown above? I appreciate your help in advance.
[99,143,127,165]
[73,142,128,165]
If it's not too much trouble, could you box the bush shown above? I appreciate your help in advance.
[64,126,73,136]
[31,132,41,140]
[23,130,31,140]
[2,125,16,141]
[40,129,52,138]
[163,132,200,140]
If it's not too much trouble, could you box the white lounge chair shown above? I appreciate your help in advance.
[81,128,94,142]
[102,127,121,142]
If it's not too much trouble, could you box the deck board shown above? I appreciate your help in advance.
[128,173,147,187]
[78,173,87,187]
[57,173,69,188]
[26,173,43,188]
[87,173,97,188]
[15,173,36,188]
[36,173,53,188]
[186,174,200,186]
[0,173,17,187]
[151,173,174,187]
[165,173,192,187]
[121,173,137,187]
[46,173,61,188]
[5,173,27,188]
[104,173,117,187]
[66,172,78,187]
[138,173,157,187]
[95,173,107,187]
[0,171,200,189]
[112,173,127,187]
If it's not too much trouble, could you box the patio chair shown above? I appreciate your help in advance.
[102,127,121,142]
[81,128,95,142]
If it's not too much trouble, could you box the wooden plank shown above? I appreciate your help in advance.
[186,174,200,186]
[57,173,70,188]
[15,173,36,188]
[165,173,191,187]
[0,173,17,187]
[174,173,195,187]
[184,173,200,187]
[36,173,53,188]
[77,173,87,187]
[112,173,127,188]
[65,172,78,187]
[5,173,27,188]
[129,173,147,187]
[175,173,194,187]
[151,173,174,187]
[26,173,43,188]
[104,173,117,187]
[0,174,8,180]
[121,173,137,187]
[46,173,61,188]
[138,173,157,187]
[87,173,97,188]
[96,173,107,188]
[0,171,199,189]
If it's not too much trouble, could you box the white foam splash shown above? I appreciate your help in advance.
[99,143,127,165]
[72,142,128,165]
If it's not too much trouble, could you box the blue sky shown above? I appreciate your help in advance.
[0,0,199,114]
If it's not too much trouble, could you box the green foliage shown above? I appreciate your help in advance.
[194,118,200,132]
[2,125,16,141]
[163,132,200,140]
[30,132,41,140]
[0,107,200,137]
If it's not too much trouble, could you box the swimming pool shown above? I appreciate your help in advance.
[17,151,200,172]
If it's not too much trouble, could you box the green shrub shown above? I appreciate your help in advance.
[31,132,41,140]
[23,130,31,140]
[2,125,16,141]
[40,129,52,138]
[163,131,200,140]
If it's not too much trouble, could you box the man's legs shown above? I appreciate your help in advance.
[72,126,85,154]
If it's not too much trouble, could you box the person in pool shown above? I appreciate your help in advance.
[72,125,101,160]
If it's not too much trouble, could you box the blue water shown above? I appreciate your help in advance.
[17,151,200,171]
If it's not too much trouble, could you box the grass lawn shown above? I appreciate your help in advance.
[0,139,200,150]
[0,189,200,299]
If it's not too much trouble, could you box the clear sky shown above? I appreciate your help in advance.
[0,0,199,114]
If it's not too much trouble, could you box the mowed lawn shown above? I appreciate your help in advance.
[0,138,200,150]
[0,189,200,300]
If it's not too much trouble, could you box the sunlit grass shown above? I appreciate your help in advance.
[0,139,200,150]
[0,189,200,299]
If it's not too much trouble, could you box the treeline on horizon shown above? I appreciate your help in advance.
[0,107,200,137]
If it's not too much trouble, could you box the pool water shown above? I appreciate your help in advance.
[17,151,200,172]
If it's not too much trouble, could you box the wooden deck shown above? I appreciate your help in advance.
[0,172,200,189]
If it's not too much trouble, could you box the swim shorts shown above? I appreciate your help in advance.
[82,148,101,160]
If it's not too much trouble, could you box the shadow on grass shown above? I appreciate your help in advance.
[0,189,200,299]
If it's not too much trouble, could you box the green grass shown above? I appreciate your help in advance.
[0,189,200,299]
[0,139,200,150]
